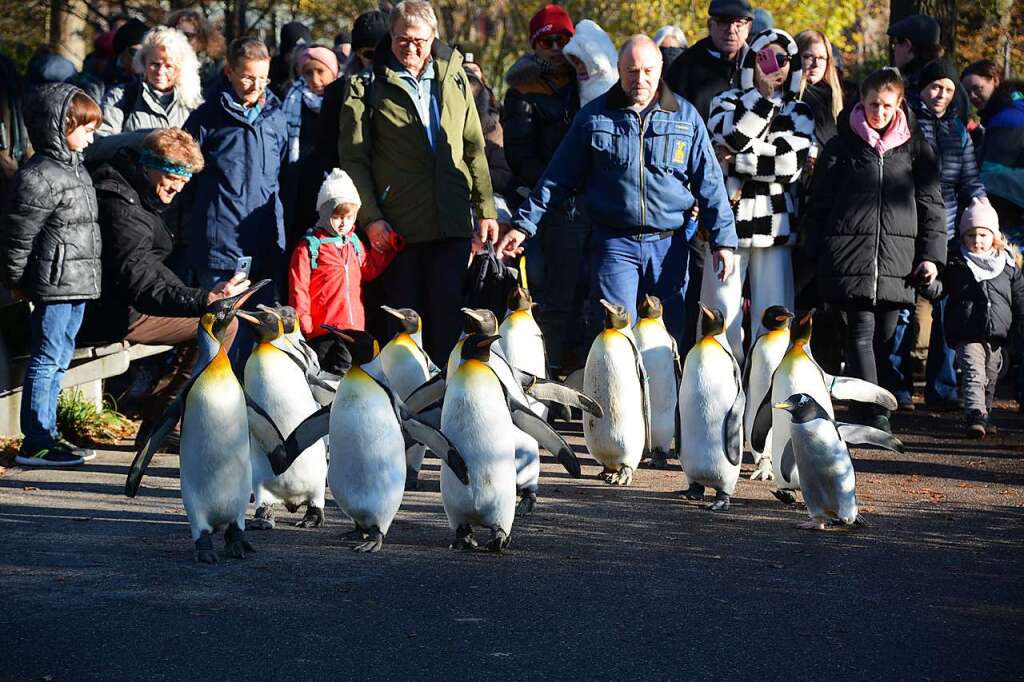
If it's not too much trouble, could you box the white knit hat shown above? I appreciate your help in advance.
[316,169,361,213]
[959,196,1000,237]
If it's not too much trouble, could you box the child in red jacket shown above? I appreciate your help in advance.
[289,169,400,343]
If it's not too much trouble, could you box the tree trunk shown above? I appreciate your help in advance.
[49,0,88,69]
[889,0,957,61]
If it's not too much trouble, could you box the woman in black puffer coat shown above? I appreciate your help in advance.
[803,69,946,430]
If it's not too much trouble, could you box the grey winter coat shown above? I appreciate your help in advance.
[88,80,198,161]
[0,83,102,302]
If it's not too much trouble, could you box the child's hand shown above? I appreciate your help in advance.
[366,220,396,253]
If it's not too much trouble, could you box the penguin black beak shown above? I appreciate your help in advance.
[236,310,260,326]
[599,298,618,313]
[799,309,816,326]
[256,303,282,319]
[699,302,715,320]
[461,307,486,323]
[381,305,406,321]
[227,278,271,312]
[776,311,796,322]
[773,401,794,411]
[477,334,501,349]
[321,324,357,345]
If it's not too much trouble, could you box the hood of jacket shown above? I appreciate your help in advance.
[23,82,81,164]
[563,20,618,107]
[504,53,575,92]
[737,29,803,99]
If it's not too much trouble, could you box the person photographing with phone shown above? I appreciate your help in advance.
[698,28,815,365]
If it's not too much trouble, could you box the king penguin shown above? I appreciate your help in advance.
[583,299,650,486]
[285,328,468,552]
[774,393,903,529]
[379,305,441,489]
[441,334,520,551]
[678,304,745,510]
[742,305,794,481]
[749,311,899,504]
[633,295,681,469]
[239,308,327,530]
[126,281,293,563]
[498,287,548,419]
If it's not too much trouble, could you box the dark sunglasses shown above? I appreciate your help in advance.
[769,52,789,69]
[536,34,569,49]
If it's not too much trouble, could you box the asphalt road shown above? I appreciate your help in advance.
[1,404,1022,680]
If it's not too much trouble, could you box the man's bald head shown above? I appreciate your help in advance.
[618,34,663,108]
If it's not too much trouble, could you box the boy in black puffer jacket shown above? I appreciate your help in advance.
[920,197,1024,438]
[0,84,103,467]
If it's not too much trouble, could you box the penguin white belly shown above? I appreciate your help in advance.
[499,313,548,419]
[678,340,741,495]
[179,358,251,541]
[634,322,677,453]
[583,331,646,470]
[771,354,834,490]
[245,347,327,509]
[514,429,540,493]
[791,422,858,523]
[328,369,407,534]
[440,367,517,533]
[744,332,788,458]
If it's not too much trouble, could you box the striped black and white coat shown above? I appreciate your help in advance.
[707,29,816,249]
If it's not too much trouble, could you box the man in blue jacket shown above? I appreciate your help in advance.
[184,37,288,366]
[497,35,736,346]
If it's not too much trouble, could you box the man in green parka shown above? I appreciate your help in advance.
[339,0,498,364]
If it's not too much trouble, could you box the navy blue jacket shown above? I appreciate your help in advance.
[513,83,737,249]
[912,101,985,239]
[183,86,288,274]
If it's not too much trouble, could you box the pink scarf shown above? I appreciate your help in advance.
[849,103,911,155]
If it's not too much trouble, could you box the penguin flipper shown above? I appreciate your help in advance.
[836,422,905,453]
[723,349,746,467]
[780,441,797,484]
[623,331,652,453]
[283,404,331,467]
[125,385,189,497]
[824,374,898,410]
[400,413,469,484]
[510,408,581,478]
[750,385,775,453]
[244,393,293,476]
[404,373,446,413]
[519,373,604,417]
[563,367,585,393]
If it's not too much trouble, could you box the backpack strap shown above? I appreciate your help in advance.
[304,232,358,270]
[304,234,323,270]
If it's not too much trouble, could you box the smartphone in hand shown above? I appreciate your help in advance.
[235,256,252,278]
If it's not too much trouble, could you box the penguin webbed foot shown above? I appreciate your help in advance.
[603,465,633,486]
[224,523,255,559]
[707,491,731,511]
[294,505,325,528]
[649,449,672,470]
[353,527,384,553]
[485,527,511,553]
[341,525,368,542]
[405,467,419,491]
[749,457,774,481]
[797,518,828,531]
[450,525,477,551]
[249,504,276,530]
[771,489,798,505]
[193,531,218,564]
[516,490,537,516]
[681,482,706,500]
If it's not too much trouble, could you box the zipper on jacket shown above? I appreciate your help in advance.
[629,110,650,228]
[872,154,883,304]
[344,256,353,326]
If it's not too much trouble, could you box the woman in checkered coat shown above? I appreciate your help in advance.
[697,28,816,363]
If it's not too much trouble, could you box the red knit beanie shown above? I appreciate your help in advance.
[529,4,575,46]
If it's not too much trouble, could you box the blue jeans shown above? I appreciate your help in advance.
[197,268,279,374]
[886,307,914,401]
[21,302,85,452]
[588,226,690,348]
[924,297,959,402]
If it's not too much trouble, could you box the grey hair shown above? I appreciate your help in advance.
[653,25,687,49]
[133,26,203,110]
[389,1,438,34]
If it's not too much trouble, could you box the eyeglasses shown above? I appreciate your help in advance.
[536,34,570,49]
[767,53,790,69]
[396,35,432,49]
[802,54,828,65]
[238,75,269,88]
[711,16,752,28]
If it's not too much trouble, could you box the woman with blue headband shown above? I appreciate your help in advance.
[79,127,252,443]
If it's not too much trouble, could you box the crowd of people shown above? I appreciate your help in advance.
[1,0,1022,469]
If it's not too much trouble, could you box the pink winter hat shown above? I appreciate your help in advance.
[959,196,1000,236]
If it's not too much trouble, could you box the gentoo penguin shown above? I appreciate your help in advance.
[742,305,794,481]
[379,305,441,489]
[285,328,468,552]
[774,393,903,529]
[441,334,520,551]
[498,287,548,418]
[126,281,293,563]
[678,304,745,510]
[633,295,680,469]
[239,308,327,530]
[583,299,650,486]
[750,311,898,504]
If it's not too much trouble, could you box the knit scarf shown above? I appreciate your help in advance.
[961,244,1010,282]
[282,79,321,163]
[849,103,911,155]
